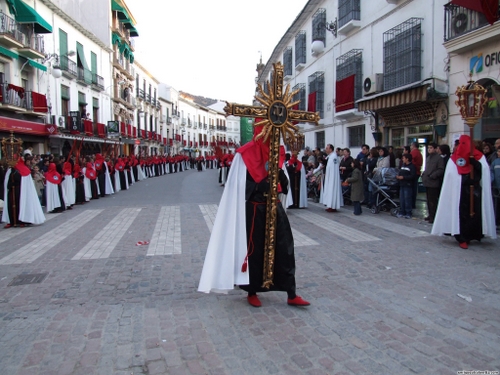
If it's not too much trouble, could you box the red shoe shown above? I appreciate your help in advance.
[247,295,262,307]
[4,224,12,229]
[325,208,337,213]
[19,224,25,228]
[287,296,310,306]
[459,242,468,249]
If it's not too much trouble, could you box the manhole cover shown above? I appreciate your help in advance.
[8,273,48,286]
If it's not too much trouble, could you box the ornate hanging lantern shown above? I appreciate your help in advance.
[1,131,24,167]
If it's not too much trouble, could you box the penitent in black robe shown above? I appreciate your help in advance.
[238,170,296,295]
[454,159,482,244]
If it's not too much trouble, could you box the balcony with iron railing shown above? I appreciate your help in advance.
[18,32,45,59]
[0,83,26,109]
[59,56,77,78]
[444,2,500,42]
[0,12,26,49]
[137,88,145,100]
[146,93,151,103]
[91,73,105,91]
[0,83,48,114]
[77,67,93,85]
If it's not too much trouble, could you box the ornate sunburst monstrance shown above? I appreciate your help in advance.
[224,62,319,288]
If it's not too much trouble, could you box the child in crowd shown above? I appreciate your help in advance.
[396,153,416,219]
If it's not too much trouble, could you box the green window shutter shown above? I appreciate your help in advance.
[76,42,89,71]
[93,97,99,109]
[78,92,87,105]
[59,29,68,57]
[91,52,97,74]
[61,85,70,100]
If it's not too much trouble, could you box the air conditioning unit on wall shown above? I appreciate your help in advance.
[363,74,383,96]
[52,115,66,128]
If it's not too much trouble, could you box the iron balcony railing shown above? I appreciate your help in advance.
[0,83,26,108]
[59,56,77,77]
[77,67,93,85]
[23,34,44,54]
[137,88,145,99]
[92,73,105,90]
[0,12,25,45]
[444,2,500,41]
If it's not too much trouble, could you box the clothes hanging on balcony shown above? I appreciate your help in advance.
[31,92,48,112]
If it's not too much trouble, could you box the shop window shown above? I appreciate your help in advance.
[391,128,405,148]
[474,78,500,143]
[348,125,365,147]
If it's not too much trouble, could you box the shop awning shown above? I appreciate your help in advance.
[0,46,18,59]
[21,56,47,71]
[357,83,447,127]
[357,84,429,112]
[14,0,52,34]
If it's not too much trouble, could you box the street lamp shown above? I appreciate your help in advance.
[454,75,488,217]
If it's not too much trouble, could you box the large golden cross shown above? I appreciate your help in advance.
[224,62,319,288]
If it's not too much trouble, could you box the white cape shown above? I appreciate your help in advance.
[1,169,45,225]
[431,156,496,239]
[299,164,308,208]
[198,153,249,293]
[320,154,344,209]
[114,171,121,193]
[104,163,114,195]
[45,181,62,213]
[61,175,75,206]
[82,167,91,201]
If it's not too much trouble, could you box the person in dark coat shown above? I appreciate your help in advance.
[344,159,364,215]
[421,143,445,223]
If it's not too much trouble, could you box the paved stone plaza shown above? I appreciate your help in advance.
[0,169,499,375]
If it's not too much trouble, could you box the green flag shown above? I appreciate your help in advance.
[240,118,253,145]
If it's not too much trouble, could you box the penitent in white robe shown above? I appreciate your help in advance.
[320,154,344,209]
[431,155,496,239]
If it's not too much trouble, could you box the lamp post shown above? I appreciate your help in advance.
[454,75,488,217]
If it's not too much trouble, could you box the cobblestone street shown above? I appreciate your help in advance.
[0,169,499,375]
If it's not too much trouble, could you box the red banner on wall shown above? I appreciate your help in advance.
[335,75,355,112]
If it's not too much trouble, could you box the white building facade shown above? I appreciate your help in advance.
[257,0,452,156]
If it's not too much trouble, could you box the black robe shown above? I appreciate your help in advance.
[239,170,296,295]
[75,175,86,204]
[455,159,483,243]
[97,169,106,197]
[5,169,24,226]
[286,163,301,208]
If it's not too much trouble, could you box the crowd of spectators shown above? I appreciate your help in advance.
[301,137,500,225]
